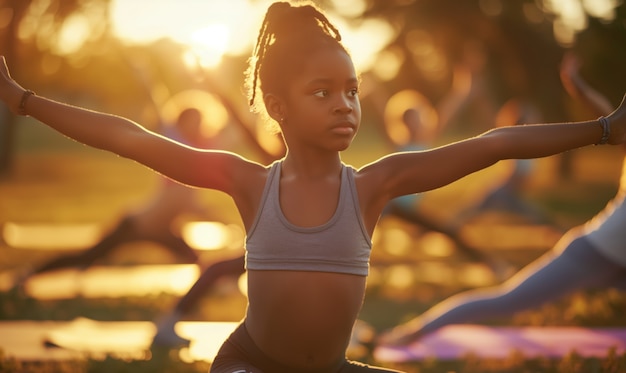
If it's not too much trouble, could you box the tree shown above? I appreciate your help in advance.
[0,0,110,176]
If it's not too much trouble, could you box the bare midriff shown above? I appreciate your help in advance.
[245,269,367,371]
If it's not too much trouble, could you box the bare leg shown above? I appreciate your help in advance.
[22,216,135,277]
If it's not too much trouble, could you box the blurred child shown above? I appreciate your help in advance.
[15,107,210,282]
[449,97,559,229]
[378,73,513,279]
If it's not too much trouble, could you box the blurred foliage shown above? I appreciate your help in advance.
[0,0,624,176]
[1,0,625,124]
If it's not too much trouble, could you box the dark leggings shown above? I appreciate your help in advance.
[174,254,245,314]
[210,323,402,373]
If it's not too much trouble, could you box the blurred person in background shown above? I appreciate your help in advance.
[448,96,561,230]
[379,52,626,347]
[14,107,212,285]
[376,51,515,280]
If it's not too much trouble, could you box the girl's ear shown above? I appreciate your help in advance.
[264,93,286,123]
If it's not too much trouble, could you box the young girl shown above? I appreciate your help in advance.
[2,2,625,372]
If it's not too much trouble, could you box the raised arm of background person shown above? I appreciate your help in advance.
[560,52,615,118]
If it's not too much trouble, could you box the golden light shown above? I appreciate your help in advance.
[237,272,248,297]
[458,263,496,287]
[110,0,273,67]
[386,265,414,289]
[181,221,242,251]
[378,227,413,256]
[110,0,393,74]
[175,321,239,363]
[417,262,455,286]
[420,232,455,258]
[54,14,91,55]
[373,46,404,82]
[333,17,396,73]
[542,0,619,46]
[184,24,231,68]
[25,265,199,299]
[3,222,101,250]
[383,89,438,146]
[583,0,620,21]
[329,0,367,18]
[405,29,447,80]
[161,90,229,138]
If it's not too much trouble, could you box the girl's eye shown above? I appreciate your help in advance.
[348,88,359,97]
[314,90,329,98]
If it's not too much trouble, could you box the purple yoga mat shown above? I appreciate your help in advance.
[375,324,626,361]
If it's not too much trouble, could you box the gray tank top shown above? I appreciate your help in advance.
[245,161,372,275]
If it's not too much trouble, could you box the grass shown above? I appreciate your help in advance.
[1,120,626,372]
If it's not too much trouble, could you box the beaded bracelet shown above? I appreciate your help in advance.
[18,89,35,116]
[597,116,610,145]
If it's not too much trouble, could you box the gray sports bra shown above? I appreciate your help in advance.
[245,161,372,276]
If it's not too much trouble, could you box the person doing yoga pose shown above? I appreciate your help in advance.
[379,53,626,347]
[2,2,625,371]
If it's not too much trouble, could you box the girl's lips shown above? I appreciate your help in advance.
[331,121,356,135]
[331,125,355,135]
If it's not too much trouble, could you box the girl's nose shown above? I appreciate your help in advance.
[334,94,353,114]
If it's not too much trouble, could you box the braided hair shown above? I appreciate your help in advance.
[244,1,348,131]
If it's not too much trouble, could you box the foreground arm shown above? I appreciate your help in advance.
[0,56,254,192]
[366,94,626,200]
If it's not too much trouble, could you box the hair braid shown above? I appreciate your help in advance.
[248,21,269,107]
[309,8,341,42]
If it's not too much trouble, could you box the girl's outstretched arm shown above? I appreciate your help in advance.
[0,56,256,192]
[364,93,626,200]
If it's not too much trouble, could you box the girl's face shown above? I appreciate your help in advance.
[281,46,361,152]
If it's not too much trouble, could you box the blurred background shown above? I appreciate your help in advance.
[0,0,626,371]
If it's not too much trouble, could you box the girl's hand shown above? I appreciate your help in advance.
[0,56,28,115]
[607,93,626,145]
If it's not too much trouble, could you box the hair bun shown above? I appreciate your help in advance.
[266,1,292,27]
[267,1,291,14]
[267,2,320,36]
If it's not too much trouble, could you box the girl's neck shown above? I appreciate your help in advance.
[281,152,343,180]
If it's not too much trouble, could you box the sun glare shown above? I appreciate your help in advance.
[110,0,391,72]
[55,14,91,55]
[110,0,273,68]
[186,24,230,68]
[181,221,244,251]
